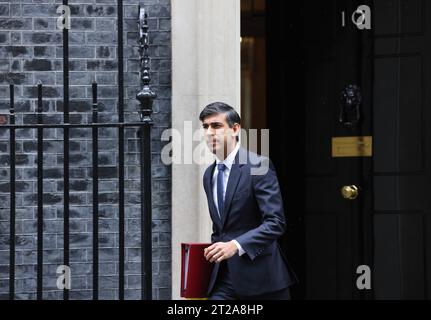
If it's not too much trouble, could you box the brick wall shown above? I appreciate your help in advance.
[0,0,171,300]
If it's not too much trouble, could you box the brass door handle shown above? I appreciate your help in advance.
[341,185,359,200]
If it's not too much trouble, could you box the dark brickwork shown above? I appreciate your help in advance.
[0,0,171,300]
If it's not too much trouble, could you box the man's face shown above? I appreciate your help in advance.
[202,113,239,157]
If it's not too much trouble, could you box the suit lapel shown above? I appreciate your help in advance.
[221,149,245,228]
[204,161,222,229]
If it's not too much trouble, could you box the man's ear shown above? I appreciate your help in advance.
[232,123,240,138]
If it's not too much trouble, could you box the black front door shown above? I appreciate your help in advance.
[268,0,431,300]
[372,0,431,299]
[267,0,373,299]
[302,0,374,300]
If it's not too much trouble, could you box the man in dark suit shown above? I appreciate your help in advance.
[200,102,298,300]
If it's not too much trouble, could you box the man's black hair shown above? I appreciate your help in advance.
[199,102,241,142]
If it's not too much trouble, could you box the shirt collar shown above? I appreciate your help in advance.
[215,143,240,170]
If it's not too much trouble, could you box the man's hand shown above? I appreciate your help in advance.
[204,241,238,263]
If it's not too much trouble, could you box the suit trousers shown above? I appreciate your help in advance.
[208,260,291,300]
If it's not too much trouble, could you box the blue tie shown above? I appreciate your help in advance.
[217,163,226,220]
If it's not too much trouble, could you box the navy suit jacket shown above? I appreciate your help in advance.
[203,147,298,297]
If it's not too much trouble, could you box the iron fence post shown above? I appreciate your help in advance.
[137,6,157,300]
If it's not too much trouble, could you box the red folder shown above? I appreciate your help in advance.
[181,243,213,298]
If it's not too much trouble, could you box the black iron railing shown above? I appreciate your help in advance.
[0,1,155,300]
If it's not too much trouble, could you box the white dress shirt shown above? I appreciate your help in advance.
[212,143,245,256]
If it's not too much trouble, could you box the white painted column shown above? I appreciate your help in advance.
[171,0,241,300]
